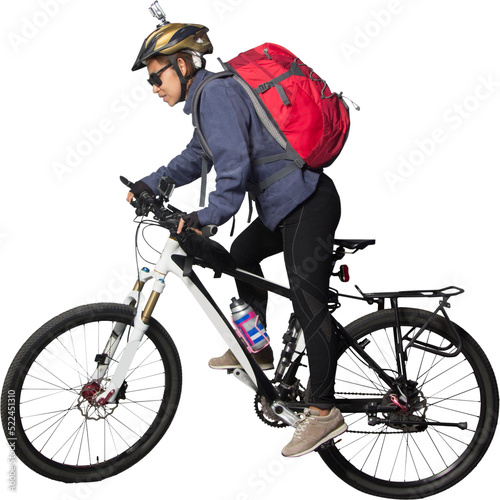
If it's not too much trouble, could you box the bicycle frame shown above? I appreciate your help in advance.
[92,228,465,427]
[90,236,296,424]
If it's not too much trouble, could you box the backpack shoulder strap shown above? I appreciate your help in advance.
[191,70,234,160]
[191,70,233,207]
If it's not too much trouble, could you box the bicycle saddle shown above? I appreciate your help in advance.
[333,239,376,251]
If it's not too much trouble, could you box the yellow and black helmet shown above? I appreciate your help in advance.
[132,23,213,71]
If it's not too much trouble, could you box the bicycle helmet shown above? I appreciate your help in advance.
[132,23,213,102]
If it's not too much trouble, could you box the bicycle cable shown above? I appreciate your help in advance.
[141,223,162,256]
[133,217,163,267]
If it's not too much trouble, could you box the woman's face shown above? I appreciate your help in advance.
[146,57,187,107]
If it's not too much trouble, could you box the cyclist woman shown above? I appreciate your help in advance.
[127,21,346,457]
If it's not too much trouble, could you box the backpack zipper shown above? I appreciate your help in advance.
[338,92,361,111]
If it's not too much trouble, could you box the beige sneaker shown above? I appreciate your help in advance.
[281,407,347,458]
[208,345,274,370]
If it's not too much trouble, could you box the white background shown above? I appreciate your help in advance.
[1,0,499,499]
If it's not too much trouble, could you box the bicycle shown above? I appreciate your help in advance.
[2,176,498,498]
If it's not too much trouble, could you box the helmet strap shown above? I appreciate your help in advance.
[168,55,190,103]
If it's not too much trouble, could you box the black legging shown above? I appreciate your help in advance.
[230,173,341,409]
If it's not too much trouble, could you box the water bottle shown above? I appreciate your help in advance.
[230,297,270,353]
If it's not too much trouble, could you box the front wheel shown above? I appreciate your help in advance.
[1,303,182,482]
[320,307,498,498]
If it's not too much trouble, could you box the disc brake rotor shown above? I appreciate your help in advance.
[77,381,118,420]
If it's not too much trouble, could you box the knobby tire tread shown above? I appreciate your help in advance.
[1,303,182,483]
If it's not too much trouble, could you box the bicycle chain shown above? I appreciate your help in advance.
[255,391,422,435]
[334,391,422,435]
[335,391,381,396]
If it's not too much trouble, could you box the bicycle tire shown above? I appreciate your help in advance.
[319,307,498,498]
[1,303,182,483]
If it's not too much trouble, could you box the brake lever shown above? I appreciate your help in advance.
[132,192,153,217]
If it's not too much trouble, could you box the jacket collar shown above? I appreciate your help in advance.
[183,69,210,115]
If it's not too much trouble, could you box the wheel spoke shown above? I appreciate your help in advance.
[59,420,86,463]
[389,433,405,480]
[120,398,163,413]
[54,336,91,382]
[31,360,79,393]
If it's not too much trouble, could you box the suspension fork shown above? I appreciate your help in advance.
[91,267,165,405]
[92,269,149,376]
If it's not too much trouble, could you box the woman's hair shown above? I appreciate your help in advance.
[153,51,198,78]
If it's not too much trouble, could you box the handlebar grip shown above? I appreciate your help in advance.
[201,225,218,237]
[120,176,134,189]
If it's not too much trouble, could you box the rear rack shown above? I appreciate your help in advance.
[354,285,464,358]
[355,285,464,302]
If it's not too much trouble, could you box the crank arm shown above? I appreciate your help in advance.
[369,416,467,430]
[232,368,257,392]
[271,401,300,426]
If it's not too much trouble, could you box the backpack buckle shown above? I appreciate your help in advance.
[256,82,272,93]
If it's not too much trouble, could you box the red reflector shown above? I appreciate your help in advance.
[340,265,349,282]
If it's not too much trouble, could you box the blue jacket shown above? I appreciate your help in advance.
[141,69,320,231]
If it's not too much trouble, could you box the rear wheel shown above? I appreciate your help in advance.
[319,308,498,498]
[2,303,182,482]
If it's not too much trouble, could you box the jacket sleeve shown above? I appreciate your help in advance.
[140,132,213,195]
[196,80,252,227]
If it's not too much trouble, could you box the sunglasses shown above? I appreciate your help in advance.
[147,64,170,87]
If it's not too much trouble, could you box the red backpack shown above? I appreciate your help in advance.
[192,43,354,205]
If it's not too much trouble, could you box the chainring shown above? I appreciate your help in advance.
[254,394,288,428]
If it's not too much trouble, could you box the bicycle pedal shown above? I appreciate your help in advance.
[318,437,343,451]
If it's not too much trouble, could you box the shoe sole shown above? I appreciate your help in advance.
[282,422,348,458]
[208,363,274,371]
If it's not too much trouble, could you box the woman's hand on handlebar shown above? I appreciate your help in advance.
[125,180,154,204]
[120,176,215,236]
[177,212,202,235]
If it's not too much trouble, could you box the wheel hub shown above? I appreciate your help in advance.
[80,381,102,404]
[382,384,428,432]
[78,380,118,420]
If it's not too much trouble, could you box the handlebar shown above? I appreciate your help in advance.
[121,175,217,237]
